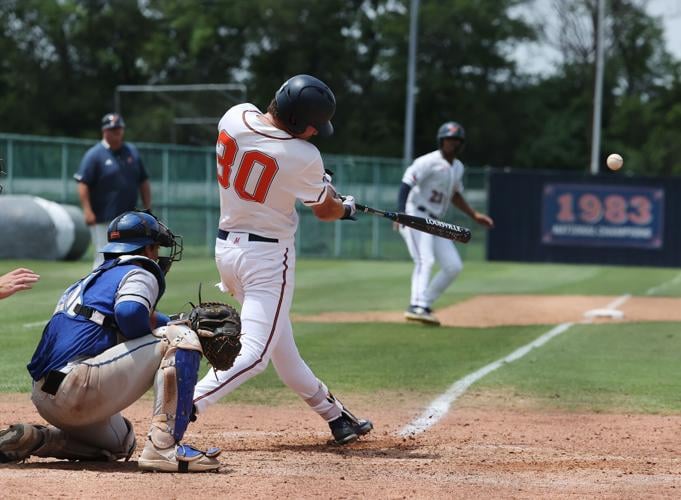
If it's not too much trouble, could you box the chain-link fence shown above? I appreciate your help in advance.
[0,133,489,260]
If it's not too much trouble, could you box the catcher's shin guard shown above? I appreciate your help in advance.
[173,349,201,441]
[149,342,201,449]
[143,346,220,472]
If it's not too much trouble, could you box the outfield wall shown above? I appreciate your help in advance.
[0,133,489,260]
[487,169,681,267]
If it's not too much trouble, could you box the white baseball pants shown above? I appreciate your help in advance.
[400,225,463,309]
[193,233,341,421]
[31,335,164,458]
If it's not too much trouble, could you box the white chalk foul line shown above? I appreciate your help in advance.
[398,322,574,437]
[645,271,681,296]
[398,293,634,437]
[398,323,574,436]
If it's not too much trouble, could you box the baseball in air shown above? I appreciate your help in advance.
[606,153,623,171]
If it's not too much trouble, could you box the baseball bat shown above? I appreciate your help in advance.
[355,203,472,243]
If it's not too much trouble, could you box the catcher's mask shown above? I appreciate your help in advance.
[274,74,336,137]
[437,121,466,154]
[101,210,183,273]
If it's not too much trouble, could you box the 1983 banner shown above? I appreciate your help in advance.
[541,183,664,249]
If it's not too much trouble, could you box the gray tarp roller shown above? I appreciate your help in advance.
[0,195,90,261]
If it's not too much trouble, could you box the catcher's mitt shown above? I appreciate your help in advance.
[187,302,242,371]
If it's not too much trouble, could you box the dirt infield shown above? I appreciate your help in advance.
[2,295,681,498]
[293,294,681,327]
[2,393,680,498]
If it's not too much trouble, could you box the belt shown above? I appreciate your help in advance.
[217,229,278,243]
[41,370,67,396]
[417,205,438,219]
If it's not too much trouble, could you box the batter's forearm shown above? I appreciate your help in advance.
[312,185,346,221]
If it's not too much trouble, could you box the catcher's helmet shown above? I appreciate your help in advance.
[101,211,183,273]
[437,121,465,147]
[275,74,336,137]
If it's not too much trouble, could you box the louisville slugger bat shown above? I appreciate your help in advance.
[355,203,472,243]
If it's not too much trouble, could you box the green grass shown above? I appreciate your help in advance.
[1,258,681,413]
[231,322,546,404]
[479,322,681,413]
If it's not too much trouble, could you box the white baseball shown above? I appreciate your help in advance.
[606,153,623,171]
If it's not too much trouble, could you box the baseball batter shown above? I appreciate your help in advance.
[397,121,494,325]
[0,211,221,472]
[192,74,373,445]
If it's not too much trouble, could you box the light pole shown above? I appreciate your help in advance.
[589,0,606,174]
[403,0,420,165]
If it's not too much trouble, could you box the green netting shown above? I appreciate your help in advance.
[0,133,488,260]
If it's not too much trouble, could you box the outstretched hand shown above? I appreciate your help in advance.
[0,268,40,300]
[473,212,494,229]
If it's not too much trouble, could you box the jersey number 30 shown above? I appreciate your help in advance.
[216,130,279,203]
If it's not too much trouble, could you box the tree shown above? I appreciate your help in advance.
[518,0,681,172]
[1,0,679,176]
[0,0,155,136]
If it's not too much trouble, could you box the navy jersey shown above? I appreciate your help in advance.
[74,141,148,222]
[27,257,164,381]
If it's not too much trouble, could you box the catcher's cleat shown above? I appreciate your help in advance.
[0,424,44,463]
[138,440,221,473]
[404,305,440,326]
[329,412,373,445]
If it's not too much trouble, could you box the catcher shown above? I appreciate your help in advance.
[0,211,240,472]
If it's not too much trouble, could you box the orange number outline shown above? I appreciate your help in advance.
[216,130,279,204]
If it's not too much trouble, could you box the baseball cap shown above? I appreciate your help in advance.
[101,113,125,130]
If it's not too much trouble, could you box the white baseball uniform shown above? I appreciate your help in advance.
[192,103,345,422]
[400,150,465,309]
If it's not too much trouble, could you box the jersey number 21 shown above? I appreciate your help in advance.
[216,130,279,203]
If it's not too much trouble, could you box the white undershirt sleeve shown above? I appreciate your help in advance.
[115,269,159,311]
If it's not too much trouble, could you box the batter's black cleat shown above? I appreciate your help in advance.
[329,411,373,445]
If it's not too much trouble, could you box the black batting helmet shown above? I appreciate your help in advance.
[275,75,336,137]
[437,121,465,145]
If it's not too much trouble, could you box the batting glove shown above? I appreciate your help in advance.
[340,195,357,221]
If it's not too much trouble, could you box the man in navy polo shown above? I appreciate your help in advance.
[75,113,152,268]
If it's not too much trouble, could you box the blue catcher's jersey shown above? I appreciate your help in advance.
[27,256,165,381]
